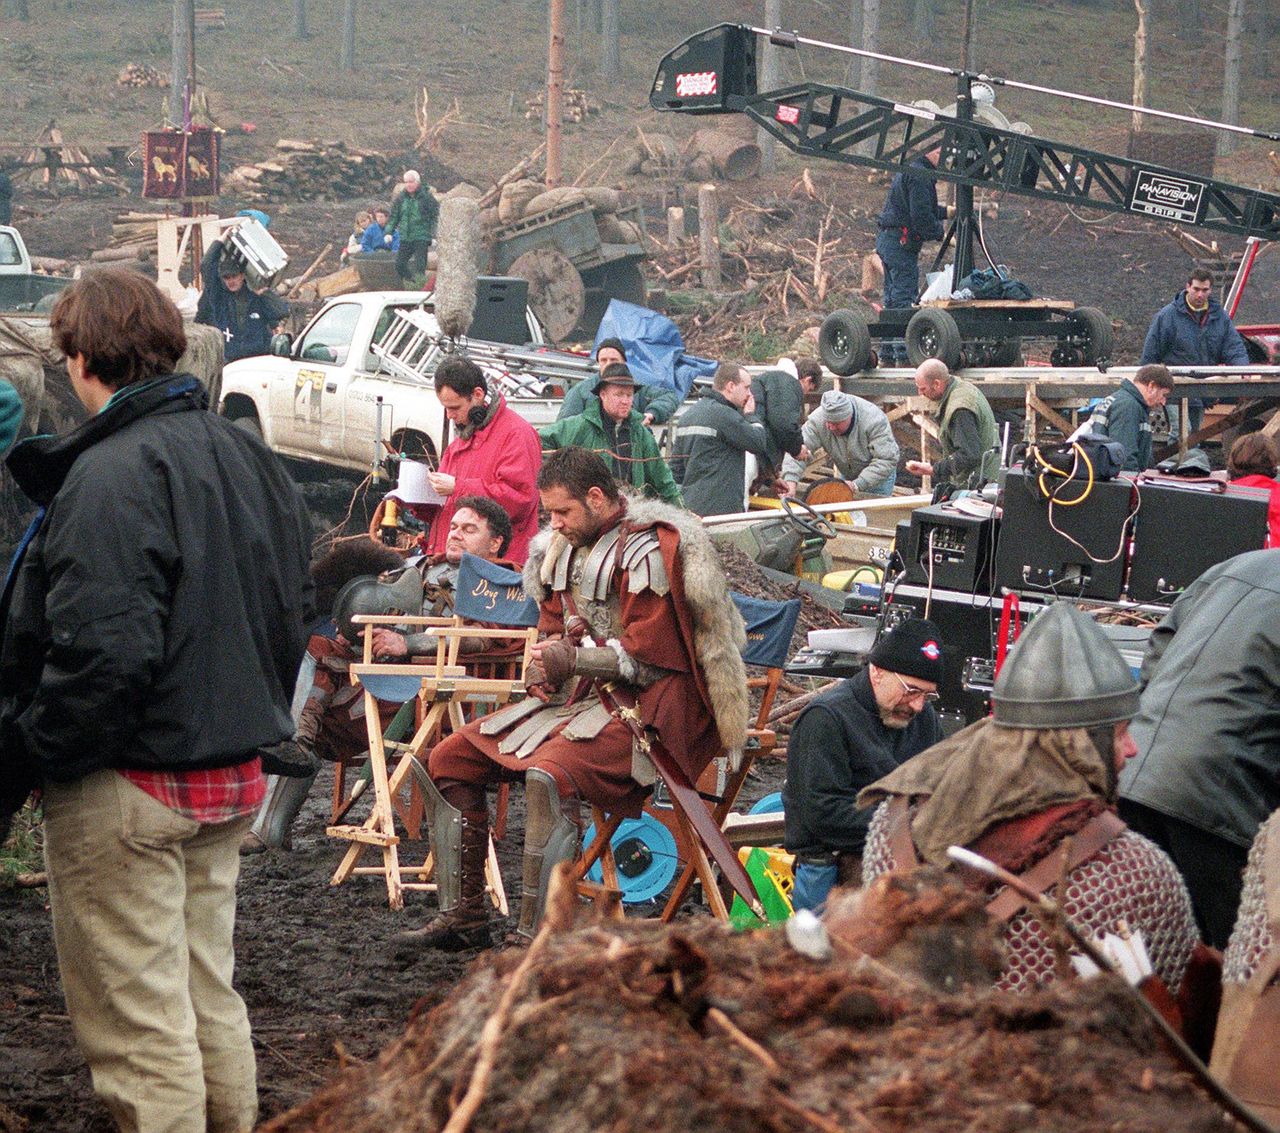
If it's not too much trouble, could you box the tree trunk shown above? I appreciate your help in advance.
[960,0,975,72]
[1218,0,1244,156]
[170,0,195,127]
[846,2,862,89]
[1132,0,1148,135]
[601,0,620,82]
[861,0,880,98]
[293,0,308,39]
[340,0,356,71]
[758,0,782,173]
[912,0,934,42]
[546,0,565,187]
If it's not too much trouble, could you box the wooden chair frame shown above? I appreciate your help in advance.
[326,612,537,910]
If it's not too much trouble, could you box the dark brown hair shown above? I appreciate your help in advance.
[433,355,487,398]
[795,358,823,384]
[713,361,746,392]
[536,446,621,503]
[1228,432,1279,479]
[1134,363,1175,391]
[50,267,186,390]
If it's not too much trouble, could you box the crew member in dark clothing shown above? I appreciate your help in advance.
[783,618,943,912]
[195,238,289,363]
[875,145,949,364]
[1076,364,1173,471]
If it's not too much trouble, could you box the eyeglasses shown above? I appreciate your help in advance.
[891,672,941,704]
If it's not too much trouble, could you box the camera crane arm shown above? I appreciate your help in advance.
[650,23,1280,283]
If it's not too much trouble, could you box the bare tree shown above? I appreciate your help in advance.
[1132,0,1148,135]
[294,0,309,40]
[170,0,195,126]
[601,0,620,82]
[758,0,782,173]
[340,0,356,71]
[861,0,880,99]
[912,0,935,43]
[1218,0,1244,155]
[846,2,863,89]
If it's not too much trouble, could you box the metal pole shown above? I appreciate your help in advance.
[546,0,565,188]
[745,24,1280,141]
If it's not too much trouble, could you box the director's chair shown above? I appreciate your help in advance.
[326,554,540,910]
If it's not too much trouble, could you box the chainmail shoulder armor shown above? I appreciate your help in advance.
[863,802,1198,994]
[1223,812,1278,985]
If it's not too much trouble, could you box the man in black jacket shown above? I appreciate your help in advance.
[1076,364,1173,471]
[783,618,943,912]
[671,362,769,516]
[195,236,290,363]
[0,268,312,1133]
[876,145,949,364]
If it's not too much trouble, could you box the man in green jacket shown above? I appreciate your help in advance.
[539,363,683,506]
[556,338,681,426]
[387,169,439,286]
[905,359,1000,496]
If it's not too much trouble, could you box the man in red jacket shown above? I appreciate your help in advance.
[427,356,542,563]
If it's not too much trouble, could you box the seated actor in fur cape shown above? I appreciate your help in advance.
[397,446,749,951]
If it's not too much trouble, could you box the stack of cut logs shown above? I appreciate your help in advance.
[91,211,166,263]
[116,62,170,88]
[222,139,393,203]
[14,126,124,194]
[524,88,600,124]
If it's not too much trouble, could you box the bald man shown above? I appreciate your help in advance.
[904,359,999,496]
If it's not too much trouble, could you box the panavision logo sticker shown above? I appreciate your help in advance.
[675,71,717,98]
[1129,170,1205,224]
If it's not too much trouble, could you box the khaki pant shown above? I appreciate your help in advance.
[43,770,258,1133]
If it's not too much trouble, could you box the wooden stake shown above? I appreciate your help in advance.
[698,183,722,291]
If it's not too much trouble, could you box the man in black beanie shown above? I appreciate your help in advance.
[783,618,943,911]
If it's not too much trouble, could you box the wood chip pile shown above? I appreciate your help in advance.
[260,869,1239,1133]
[223,139,394,203]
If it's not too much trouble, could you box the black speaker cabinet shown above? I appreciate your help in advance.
[469,276,531,346]
[1127,481,1269,603]
[995,469,1137,601]
[900,503,998,592]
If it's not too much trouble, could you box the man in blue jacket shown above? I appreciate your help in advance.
[876,145,949,363]
[195,237,290,363]
[1141,268,1250,434]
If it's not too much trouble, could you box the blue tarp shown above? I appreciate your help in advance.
[594,300,718,400]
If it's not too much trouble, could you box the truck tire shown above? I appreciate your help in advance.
[818,309,872,376]
[1066,306,1112,366]
[905,308,962,369]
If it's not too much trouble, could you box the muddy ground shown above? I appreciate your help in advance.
[0,756,789,1131]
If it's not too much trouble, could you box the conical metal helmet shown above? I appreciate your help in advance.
[992,603,1139,729]
[332,568,423,642]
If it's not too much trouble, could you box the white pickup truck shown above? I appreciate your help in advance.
[0,225,72,315]
[218,289,588,474]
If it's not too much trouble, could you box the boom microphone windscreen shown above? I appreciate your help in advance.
[433,197,481,339]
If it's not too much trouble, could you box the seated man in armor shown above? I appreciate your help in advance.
[396,446,748,951]
[858,603,1201,998]
[242,495,515,853]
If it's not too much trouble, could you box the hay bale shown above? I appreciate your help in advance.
[579,186,621,214]
[498,178,542,223]
[523,186,588,217]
